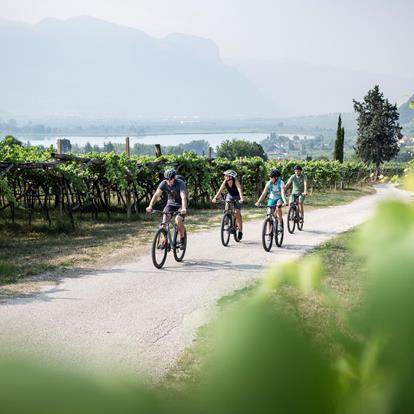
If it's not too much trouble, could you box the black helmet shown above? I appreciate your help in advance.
[293,165,303,171]
[164,168,177,180]
[269,169,281,178]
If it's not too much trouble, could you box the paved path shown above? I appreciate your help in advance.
[0,185,411,380]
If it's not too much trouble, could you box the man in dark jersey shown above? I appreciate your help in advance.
[212,169,244,240]
[146,169,187,246]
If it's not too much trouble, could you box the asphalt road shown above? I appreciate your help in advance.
[0,185,411,381]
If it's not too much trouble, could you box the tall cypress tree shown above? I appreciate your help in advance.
[340,126,345,162]
[353,85,402,179]
[334,114,344,162]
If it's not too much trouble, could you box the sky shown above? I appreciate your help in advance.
[1,0,413,78]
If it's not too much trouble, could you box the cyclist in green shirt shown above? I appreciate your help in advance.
[284,165,308,222]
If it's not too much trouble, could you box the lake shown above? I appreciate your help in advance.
[21,132,313,149]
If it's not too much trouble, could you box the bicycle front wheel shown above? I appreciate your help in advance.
[275,219,284,247]
[287,207,296,234]
[173,229,187,262]
[152,228,168,269]
[221,213,231,246]
[262,218,273,252]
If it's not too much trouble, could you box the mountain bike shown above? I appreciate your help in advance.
[287,194,304,234]
[220,200,241,246]
[257,205,284,251]
[150,210,187,269]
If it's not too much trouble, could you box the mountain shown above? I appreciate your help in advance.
[399,95,414,124]
[0,16,270,118]
[226,57,414,117]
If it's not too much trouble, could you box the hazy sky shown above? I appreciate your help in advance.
[1,0,413,78]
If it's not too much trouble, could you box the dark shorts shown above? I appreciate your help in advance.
[225,194,242,210]
[163,204,186,219]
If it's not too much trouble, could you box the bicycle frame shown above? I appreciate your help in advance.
[156,211,180,249]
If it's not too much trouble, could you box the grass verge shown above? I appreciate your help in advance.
[0,186,373,286]
[163,227,367,390]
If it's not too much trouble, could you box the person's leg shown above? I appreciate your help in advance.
[299,201,304,220]
[175,214,185,239]
[235,209,243,232]
[276,205,283,225]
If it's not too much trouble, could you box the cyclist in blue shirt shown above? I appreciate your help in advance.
[255,169,287,230]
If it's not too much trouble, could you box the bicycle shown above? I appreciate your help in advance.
[219,200,241,246]
[287,194,304,234]
[150,210,187,269]
[257,205,284,251]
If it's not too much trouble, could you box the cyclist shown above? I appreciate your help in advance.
[146,168,187,248]
[255,169,287,234]
[284,164,308,222]
[212,169,244,240]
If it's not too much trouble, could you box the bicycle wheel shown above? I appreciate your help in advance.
[221,213,231,246]
[262,218,273,252]
[287,206,296,234]
[275,219,284,247]
[151,228,168,269]
[173,229,187,262]
[297,212,304,231]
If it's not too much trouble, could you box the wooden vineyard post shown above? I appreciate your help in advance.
[57,139,63,155]
[125,136,130,157]
[57,139,63,218]
[125,137,131,220]
[208,147,213,160]
[155,144,162,157]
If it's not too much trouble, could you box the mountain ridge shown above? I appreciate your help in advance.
[0,16,270,118]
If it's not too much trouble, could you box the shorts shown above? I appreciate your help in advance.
[267,196,284,208]
[163,204,186,219]
[289,193,306,204]
[225,194,241,210]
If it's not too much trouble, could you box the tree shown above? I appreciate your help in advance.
[84,142,93,153]
[103,141,115,153]
[216,139,268,160]
[333,114,345,163]
[353,85,402,179]
[61,138,72,153]
[2,135,22,146]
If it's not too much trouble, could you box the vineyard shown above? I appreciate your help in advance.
[0,141,407,226]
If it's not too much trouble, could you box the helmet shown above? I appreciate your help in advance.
[293,165,303,171]
[164,168,177,180]
[223,169,237,178]
[269,169,281,178]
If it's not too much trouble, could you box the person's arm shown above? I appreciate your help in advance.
[212,180,226,203]
[180,191,187,214]
[236,180,244,203]
[303,176,308,195]
[255,186,269,206]
[146,188,163,212]
[284,176,292,191]
[281,186,287,205]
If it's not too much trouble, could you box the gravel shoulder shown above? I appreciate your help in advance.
[0,184,411,381]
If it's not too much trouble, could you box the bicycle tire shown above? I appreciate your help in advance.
[152,228,168,269]
[297,213,304,231]
[173,229,187,262]
[262,217,273,252]
[275,218,284,247]
[221,213,231,246]
[287,206,296,234]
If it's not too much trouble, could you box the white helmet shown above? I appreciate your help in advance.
[223,169,237,178]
